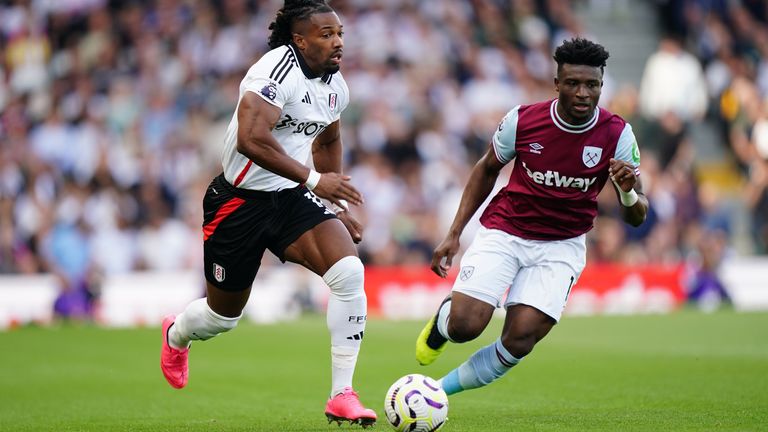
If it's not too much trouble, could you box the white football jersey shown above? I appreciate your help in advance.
[221,43,350,191]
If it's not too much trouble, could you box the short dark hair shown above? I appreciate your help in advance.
[267,0,334,49]
[553,38,610,74]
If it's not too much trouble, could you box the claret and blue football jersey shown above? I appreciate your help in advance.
[482,99,641,240]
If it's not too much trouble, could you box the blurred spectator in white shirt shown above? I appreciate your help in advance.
[639,36,708,122]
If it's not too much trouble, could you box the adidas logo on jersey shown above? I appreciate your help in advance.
[301,92,312,104]
[522,161,597,192]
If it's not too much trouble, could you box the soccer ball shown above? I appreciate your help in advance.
[384,374,449,432]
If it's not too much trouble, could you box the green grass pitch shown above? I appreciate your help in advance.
[1,309,766,431]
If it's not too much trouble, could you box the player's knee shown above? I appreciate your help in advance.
[323,256,365,301]
[500,332,537,359]
[188,298,241,341]
[446,306,488,342]
[447,319,484,343]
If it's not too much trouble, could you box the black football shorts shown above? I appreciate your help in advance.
[202,173,337,291]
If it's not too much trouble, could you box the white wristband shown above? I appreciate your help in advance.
[618,188,639,207]
[332,199,349,214]
[305,169,321,190]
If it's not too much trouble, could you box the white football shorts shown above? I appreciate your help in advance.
[452,226,586,322]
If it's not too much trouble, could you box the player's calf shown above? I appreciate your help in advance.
[171,298,241,347]
[439,338,521,396]
[160,299,241,389]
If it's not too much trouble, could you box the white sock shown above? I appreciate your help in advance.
[323,256,367,397]
[435,299,454,342]
[169,298,240,349]
[327,295,366,395]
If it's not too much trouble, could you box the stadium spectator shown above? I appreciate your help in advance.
[685,226,731,311]
[159,0,376,427]
[746,136,768,253]
[414,38,648,396]
[0,0,766,321]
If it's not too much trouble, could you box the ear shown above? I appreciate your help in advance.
[553,77,560,92]
[292,33,306,50]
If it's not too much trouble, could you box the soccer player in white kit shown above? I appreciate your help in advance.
[160,0,376,426]
[415,38,649,397]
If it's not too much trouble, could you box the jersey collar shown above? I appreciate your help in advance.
[288,43,334,84]
[549,99,599,134]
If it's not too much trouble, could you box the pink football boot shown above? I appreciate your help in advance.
[160,315,189,389]
[325,387,377,428]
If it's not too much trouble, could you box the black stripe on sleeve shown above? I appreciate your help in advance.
[269,49,292,81]
[275,57,295,84]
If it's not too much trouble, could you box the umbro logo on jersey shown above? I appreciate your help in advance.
[529,143,544,154]
[301,92,312,104]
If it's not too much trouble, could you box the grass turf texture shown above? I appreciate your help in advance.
[1,309,766,431]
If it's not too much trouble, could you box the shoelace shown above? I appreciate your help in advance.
[165,346,188,365]
[335,391,368,412]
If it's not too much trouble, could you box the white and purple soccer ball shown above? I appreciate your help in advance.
[384,374,449,432]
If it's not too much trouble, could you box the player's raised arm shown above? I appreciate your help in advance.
[431,145,505,277]
[236,91,313,185]
[609,157,648,226]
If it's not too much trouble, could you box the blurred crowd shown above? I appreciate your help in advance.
[1,0,766,315]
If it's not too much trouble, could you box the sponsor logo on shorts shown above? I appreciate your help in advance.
[460,266,474,281]
[213,263,226,282]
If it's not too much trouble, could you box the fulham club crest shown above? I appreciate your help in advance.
[582,146,602,168]
[213,263,226,282]
[328,93,337,112]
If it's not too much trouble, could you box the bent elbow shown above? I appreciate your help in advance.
[235,141,246,155]
[236,137,261,161]
[628,213,647,227]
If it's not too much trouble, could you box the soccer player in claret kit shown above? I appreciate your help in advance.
[415,38,649,396]
[160,0,377,426]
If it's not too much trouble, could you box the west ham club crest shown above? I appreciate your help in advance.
[582,146,602,168]
[459,266,475,281]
